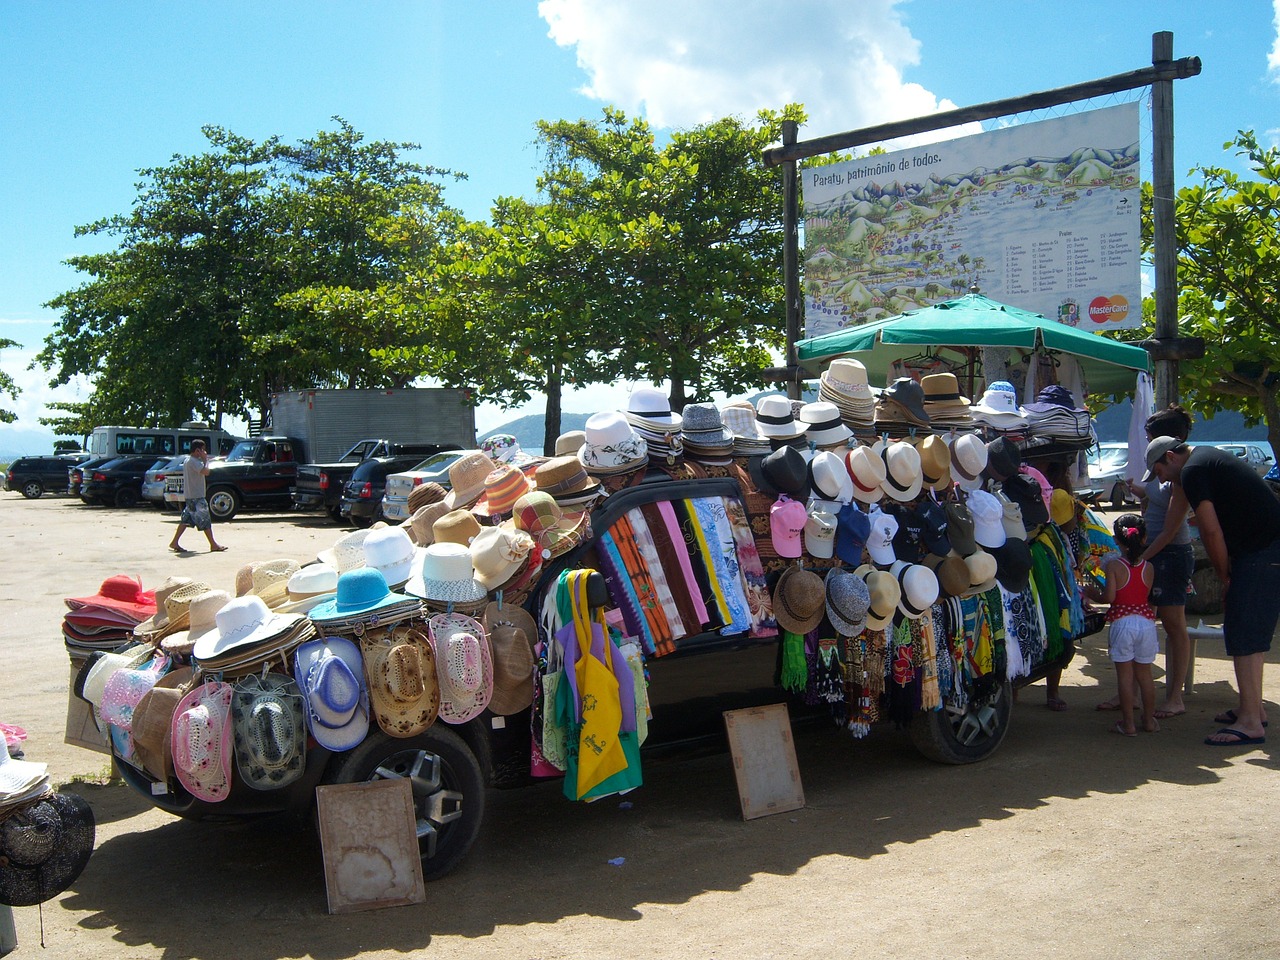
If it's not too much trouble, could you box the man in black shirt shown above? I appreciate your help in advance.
[1147,437,1280,746]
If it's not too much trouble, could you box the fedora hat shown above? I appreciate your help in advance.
[362,526,419,589]
[407,542,487,605]
[231,672,307,790]
[578,411,648,476]
[720,402,763,440]
[920,372,970,408]
[825,568,870,637]
[278,564,338,612]
[844,445,886,504]
[507,491,587,560]
[443,452,498,510]
[924,552,971,598]
[680,403,734,445]
[407,480,448,517]
[308,568,411,624]
[191,594,303,664]
[483,602,538,716]
[798,401,853,447]
[554,430,587,457]
[984,436,1022,482]
[534,456,602,507]
[865,507,899,566]
[1002,473,1049,530]
[772,566,827,634]
[808,450,854,504]
[131,576,196,636]
[856,564,901,631]
[755,395,807,439]
[950,434,989,491]
[470,525,536,592]
[433,509,482,547]
[882,378,931,425]
[625,385,683,430]
[171,679,235,803]
[361,626,439,739]
[409,500,453,548]
[317,528,373,574]
[943,501,978,557]
[966,490,1007,549]
[963,549,999,596]
[890,560,939,620]
[0,791,96,908]
[748,446,810,499]
[472,464,534,518]
[878,440,923,502]
[293,636,369,752]
[428,612,494,724]
[821,358,873,401]
[917,434,951,491]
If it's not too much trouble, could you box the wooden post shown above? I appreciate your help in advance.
[0,904,15,956]
[1151,31,1180,409]
[782,120,801,400]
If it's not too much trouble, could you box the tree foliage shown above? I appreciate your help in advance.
[0,338,20,424]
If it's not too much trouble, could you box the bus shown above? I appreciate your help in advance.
[86,423,241,460]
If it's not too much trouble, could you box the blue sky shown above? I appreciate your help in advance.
[3,0,1279,451]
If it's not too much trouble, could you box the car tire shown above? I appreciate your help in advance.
[327,503,345,523]
[348,511,373,529]
[322,725,485,881]
[207,486,240,522]
[114,487,140,508]
[20,480,43,500]
[909,680,1012,765]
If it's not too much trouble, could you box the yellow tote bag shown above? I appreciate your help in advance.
[570,573,627,798]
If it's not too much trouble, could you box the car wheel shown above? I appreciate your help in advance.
[114,487,140,508]
[909,680,1012,764]
[207,487,240,522]
[348,511,373,529]
[20,480,43,500]
[322,725,485,881]
[327,503,346,523]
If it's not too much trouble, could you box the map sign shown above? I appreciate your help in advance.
[801,103,1141,340]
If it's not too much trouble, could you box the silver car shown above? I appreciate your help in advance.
[1210,441,1275,476]
[141,456,183,509]
[381,450,470,522]
[1085,442,1140,509]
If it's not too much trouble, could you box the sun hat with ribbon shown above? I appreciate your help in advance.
[865,507,899,566]
[472,463,534,518]
[362,525,419,589]
[406,542,488,605]
[577,411,649,476]
[428,612,494,724]
[65,575,156,620]
[433,508,482,547]
[877,439,923,502]
[316,528,373,574]
[171,679,235,803]
[293,636,370,752]
[845,445,887,505]
[470,525,536,593]
[625,385,683,430]
[820,357,874,401]
[754,395,808,439]
[132,576,196,637]
[507,491,588,560]
[230,672,307,791]
[856,564,901,631]
[917,434,952,491]
[890,560,939,620]
[309,568,414,625]
[798,400,853,447]
[482,601,538,716]
[0,791,96,908]
[191,595,304,664]
[950,433,989,491]
[966,489,1007,549]
[443,452,498,510]
[534,456,602,508]
[808,450,854,504]
[360,626,439,739]
[825,568,871,637]
[963,549,999,596]
[772,566,826,634]
[407,480,448,517]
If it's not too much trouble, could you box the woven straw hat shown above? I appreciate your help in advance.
[249,559,302,610]
[772,566,826,634]
[171,679,235,803]
[361,626,439,739]
[231,672,307,791]
[408,500,453,548]
[483,602,537,715]
[132,576,196,636]
[443,452,497,510]
[433,509,482,547]
[407,480,447,517]
[428,612,494,724]
[317,529,373,574]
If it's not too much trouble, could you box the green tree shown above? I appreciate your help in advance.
[0,338,20,423]
[1139,131,1280,453]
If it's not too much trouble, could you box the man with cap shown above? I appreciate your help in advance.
[1147,436,1280,746]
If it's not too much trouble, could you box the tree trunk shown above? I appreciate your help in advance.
[669,374,688,414]
[544,362,563,457]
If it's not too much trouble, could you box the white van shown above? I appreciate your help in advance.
[87,423,240,460]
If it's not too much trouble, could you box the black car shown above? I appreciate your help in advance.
[339,454,434,526]
[67,457,115,499]
[78,456,162,507]
[4,453,90,499]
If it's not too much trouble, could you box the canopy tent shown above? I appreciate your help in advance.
[795,293,1151,396]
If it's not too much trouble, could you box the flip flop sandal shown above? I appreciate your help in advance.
[1204,727,1266,747]
[1213,709,1268,727]
[1110,721,1137,737]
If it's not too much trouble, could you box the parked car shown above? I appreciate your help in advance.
[78,455,160,508]
[142,456,186,510]
[381,450,472,522]
[68,457,117,500]
[1085,442,1139,509]
[1209,441,1275,477]
[339,454,436,527]
[4,453,90,499]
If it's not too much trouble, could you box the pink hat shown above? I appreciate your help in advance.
[171,679,234,803]
[769,496,807,559]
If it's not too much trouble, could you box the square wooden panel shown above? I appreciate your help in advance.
[65,661,109,755]
[723,703,805,821]
[316,778,426,914]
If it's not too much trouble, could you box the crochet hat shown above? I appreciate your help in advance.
[171,679,235,803]
[0,792,96,908]
[360,627,439,739]
[231,672,307,790]
[428,612,494,724]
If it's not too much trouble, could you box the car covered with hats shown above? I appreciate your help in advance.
[67,383,1099,884]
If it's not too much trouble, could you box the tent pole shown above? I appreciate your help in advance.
[1151,31,1179,410]
[782,120,801,401]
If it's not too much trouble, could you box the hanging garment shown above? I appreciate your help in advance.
[627,508,687,639]
[638,502,703,637]
[724,496,777,637]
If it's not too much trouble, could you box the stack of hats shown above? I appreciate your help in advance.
[754,395,808,450]
[720,401,771,457]
[969,380,1028,432]
[1022,384,1092,442]
[63,576,157,658]
[578,411,648,478]
[192,594,316,676]
[0,757,95,908]
[0,748,51,813]
[406,542,488,612]
[680,403,735,465]
[311,568,423,635]
[533,456,602,511]
[625,386,684,467]
[874,378,932,433]
[920,373,974,429]
[818,358,876,436]
[798,401,853,451]
[362,527,420,591]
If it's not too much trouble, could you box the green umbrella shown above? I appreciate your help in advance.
[796,293,1150,395]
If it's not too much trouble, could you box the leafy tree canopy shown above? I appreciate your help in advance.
[0,338,20,424]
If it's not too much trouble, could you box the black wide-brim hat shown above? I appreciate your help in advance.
[989,538,1033,593]
[0,792,96,907]
[1001,473,1050,530]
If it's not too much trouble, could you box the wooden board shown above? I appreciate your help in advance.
[316,778,426,914]
[723,703,805,821]
[65,661,109,755]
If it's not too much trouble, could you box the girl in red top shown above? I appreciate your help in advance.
[1085,514,1158,735]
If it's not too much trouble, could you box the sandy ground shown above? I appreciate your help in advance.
[2,493,1278,959]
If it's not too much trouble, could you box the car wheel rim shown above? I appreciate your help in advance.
[369,748,463,861]
[209,492,234,515]
[945,686,1004,748]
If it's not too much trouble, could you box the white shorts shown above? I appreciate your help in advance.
[1108,614,1158,664]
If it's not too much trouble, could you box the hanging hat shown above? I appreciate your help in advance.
[293,636,370,752]
[65,575,156,620]
[865,507,899,566]
[984,437,1023,482]
[990,538,1034,592]
[882,378,931,425]
[231,672,307,790]
[772,566,826,634]
[433,509,483,547]
[770,496,807,559]
[625,385,682,430]
[748,446,810,499]
[963,550,999,596]
[80,644,153,715]
[820,358,874,401]
[407,542,488,605]
[967,490,1007,549]
[443,452,498,510]
[914,499,952,557]
[943,501,978,557]
[856,564,901,631]
[925,552,972,598]
[950,434,989,491]
[100,655,168,738]
[130,666,194,782]
[879,440,923,502]
[1050,488,1076,527]
[555,430,587,457]
[0,792,96,908]
[360,627,439,739]
[534,456,602,507]
[132,576,196,636]
[754,395,808,439]
[1002,473,1050,531]
[1000,496,1027,542]
[308,568,412,624]
[472,464,534,518]
[171,679,235,803]
[808,450,854,504]
[479,433,522,464]
[798,401,853,447]
[406,480,448,517]
[844,445,886,505]
[825,568,870,637]
[577,411,649,476]
[191,594,303,663]
[835,501,871,565]
[316,528,373,574]
[917,434,952,491]
[804,509,837,560]
[483,602,538,716]
[920,372,971,409]
[470,525,536,592]
[428,612,494,724]
[890,560,939,620]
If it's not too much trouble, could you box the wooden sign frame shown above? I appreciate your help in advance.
[316,778,426,914]
[723,703,805,821]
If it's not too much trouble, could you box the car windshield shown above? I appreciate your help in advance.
[226,441,259,462]
[1094,446,1128,470]
[410,452,463,473]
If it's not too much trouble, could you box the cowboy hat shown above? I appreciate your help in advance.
[360,627,439,739]
[428,612,494,724]
[231,672,308,790]
[483,602,538,716]
[171,679,235,803]
[293,636,370,753]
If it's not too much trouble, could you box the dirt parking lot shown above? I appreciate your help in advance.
[2,493,1279,959]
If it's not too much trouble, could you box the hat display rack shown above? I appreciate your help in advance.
[61,374,1092,814]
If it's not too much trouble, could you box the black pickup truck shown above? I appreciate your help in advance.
[190,437,304,521]
[293,439,458,522]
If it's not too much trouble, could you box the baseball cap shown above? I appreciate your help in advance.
[1143,436,1184,481]
[770,496,808,559]
[804,510,837,559]
[835,502,872,565]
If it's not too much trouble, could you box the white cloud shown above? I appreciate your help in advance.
[1271,0,1280,78]
[538,0,977,145]
[0,341,89,430]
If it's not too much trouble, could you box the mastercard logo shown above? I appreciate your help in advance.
[1088,295,1129,324]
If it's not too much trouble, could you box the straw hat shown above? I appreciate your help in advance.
[191,595,304,664]
[920,372,971,409]
[150,581,215,641]
[534,456,601,507]
[0,792,96,908]
[625,385,683,430]
[578,411,649,476]
[408,500,453,548]
[443,452,497,510]
[132,576,196,636]
[877,440,923,502]
[407,542,488,604]
[130,666,194,782]
[483,602,538,716]
[856,564,901,631]
[249,559,302,610]
[406,480,448,517]
[555,430,587,457]
[917,434,952,491]
[309,568,413,624]
[508,491,588,560]
[65,575,156,620]
[772,566,826,634]
[231,672,307,791]
[820,358,874,401]
[890,560,939,620]
[755,395,808,439]
[808,450,854,504]
[471,526,536,593]
[360,626,439,739]
[317,528,373,574]
[845,445,886,505]
[278,565,338,612]
[433,509,482,547]
[950,434,989,491]
[428,612,494,724]
[160,589,231,658]
[798,401,853,447]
